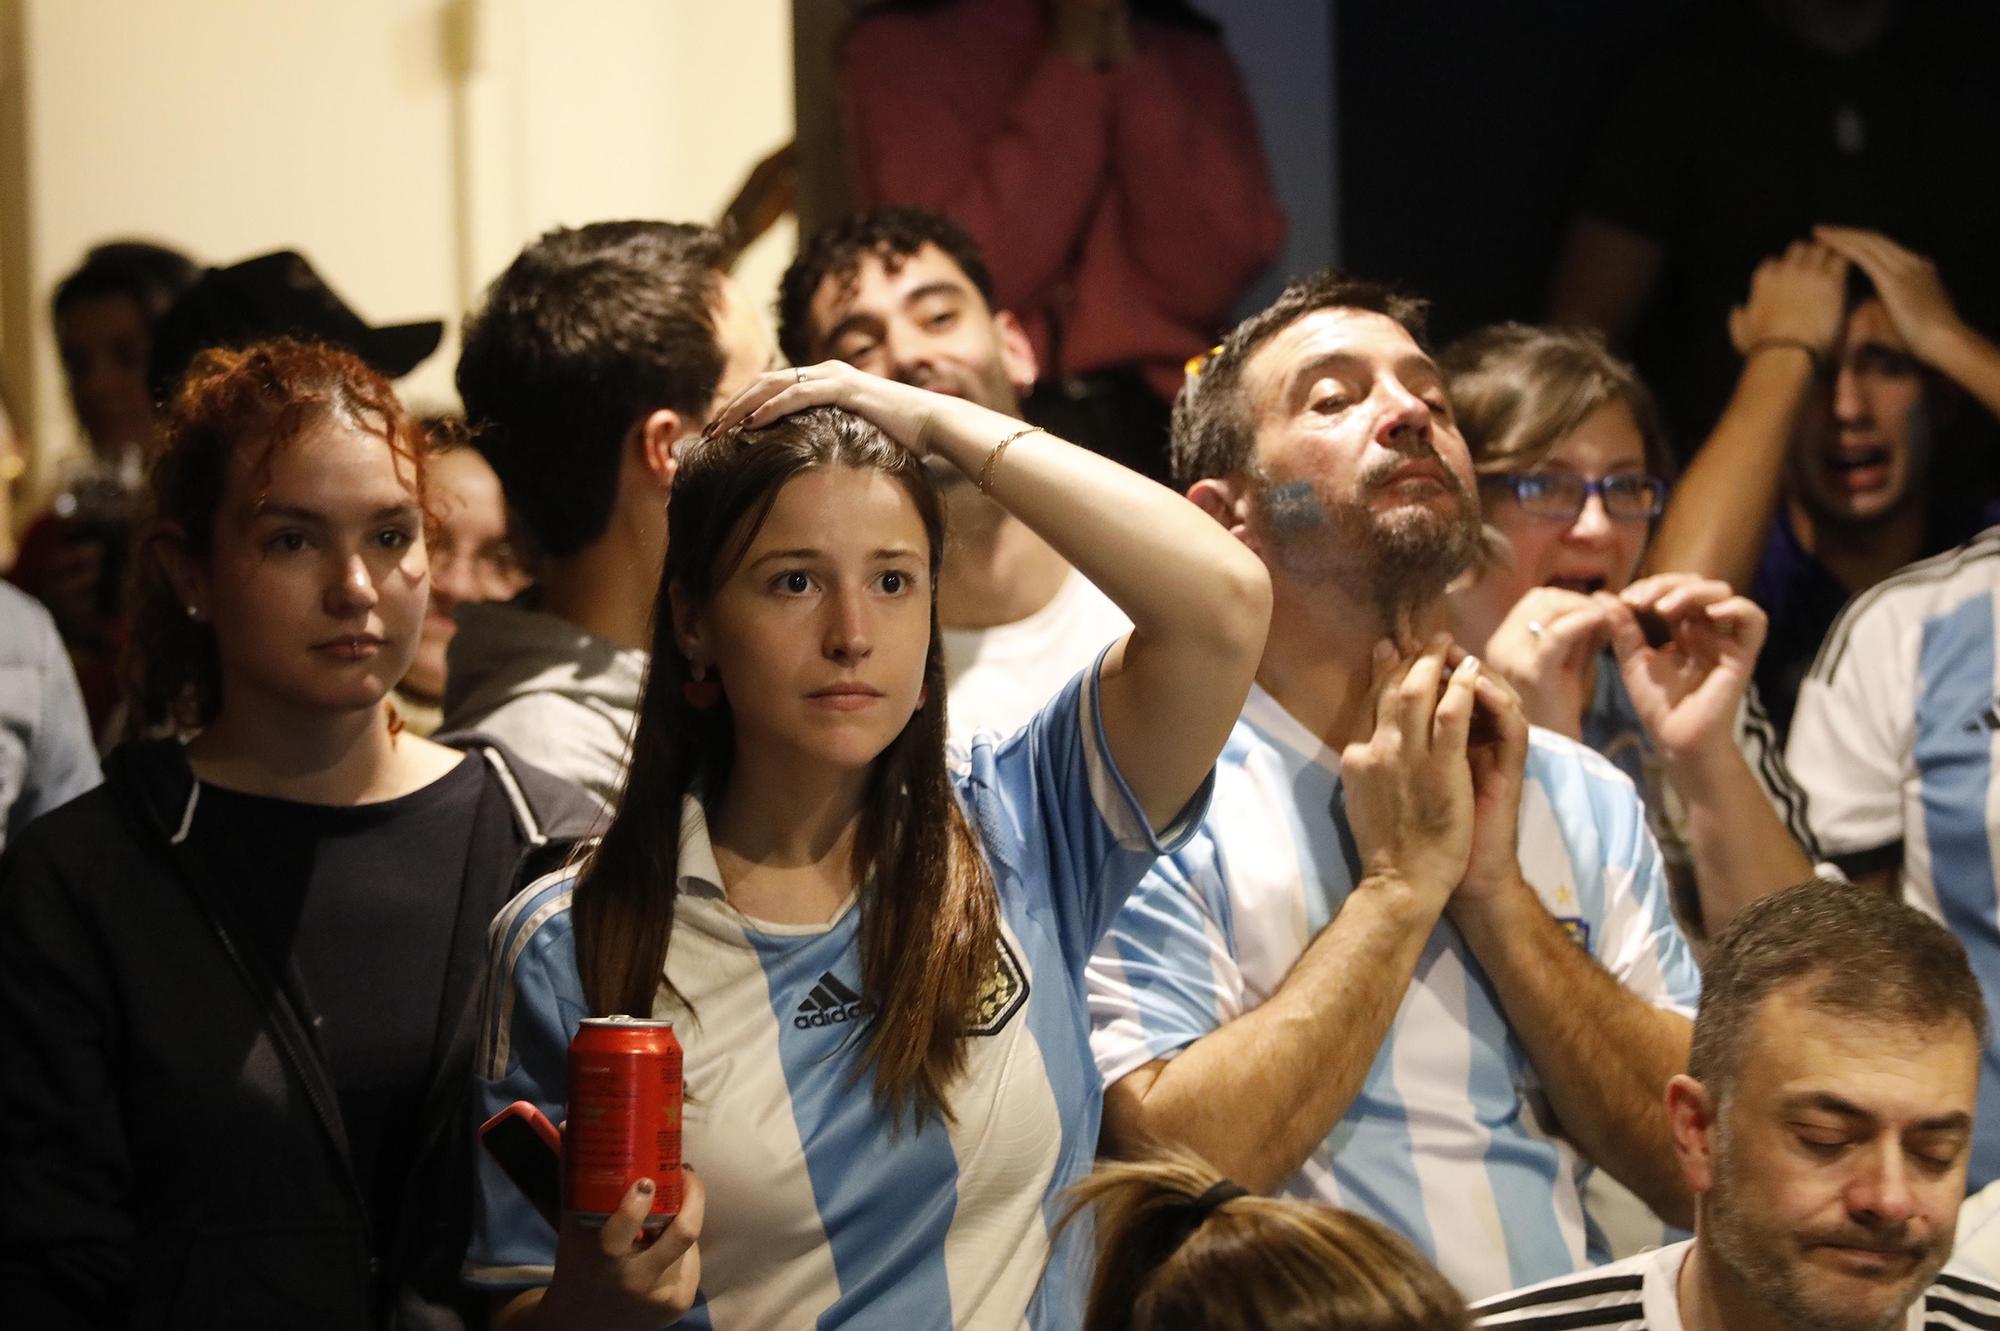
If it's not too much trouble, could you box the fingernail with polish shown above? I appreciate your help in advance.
[636,1177,655,1197]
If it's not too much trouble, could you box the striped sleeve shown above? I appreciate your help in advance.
[1472,1269,1648,1331]
[1926,1272,2000,1331]
[1734,684,1821,861]
[964,646,1214,972]
[1085,832,1244,1086]
[464,873,587,1291]
[1786,584,1918,864]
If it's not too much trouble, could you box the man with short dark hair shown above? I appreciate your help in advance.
[1647,228,2000,737]
[1085,270,1702,1298]
[781,207,1129,746]
[444,221,773,802]
[1477,880,2000,1331]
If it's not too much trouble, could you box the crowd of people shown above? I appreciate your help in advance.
[3,3,2000,1329]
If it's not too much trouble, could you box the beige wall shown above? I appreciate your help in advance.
[3,0,794,502]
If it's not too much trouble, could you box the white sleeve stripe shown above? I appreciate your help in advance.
[480,881,576,1079]
[1810,532,2000,682]
[1078,647,1159,852]
[1738,689,1820,857]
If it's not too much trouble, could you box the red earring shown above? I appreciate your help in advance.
[683,661,721,709]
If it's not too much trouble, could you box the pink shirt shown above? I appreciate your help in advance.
[843,0,1287,400]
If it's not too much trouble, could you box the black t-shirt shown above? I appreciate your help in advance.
[183,753,495,1252]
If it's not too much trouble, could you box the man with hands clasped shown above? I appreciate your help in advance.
[1086,273,1701,1301]
[1648,227,2000,737]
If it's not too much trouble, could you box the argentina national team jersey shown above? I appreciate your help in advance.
[1086,684,1700,1299]
[465,655,1209,1328]
[1788,527,2000,1187]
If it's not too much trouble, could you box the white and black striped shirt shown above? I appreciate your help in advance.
[1473,1240,2000,1331]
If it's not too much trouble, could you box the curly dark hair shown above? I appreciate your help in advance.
[456,221,730,558]
[1170,272,1428,492]
[128,338,430,731]
[778,206,997,366]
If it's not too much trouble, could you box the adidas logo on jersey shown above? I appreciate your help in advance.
[795,973,868,1029]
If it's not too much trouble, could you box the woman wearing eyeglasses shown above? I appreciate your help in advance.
[1440,324,1815,938]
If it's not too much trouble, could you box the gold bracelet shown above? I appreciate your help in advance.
[1741,337,1825,374]
[978,425,1043,495]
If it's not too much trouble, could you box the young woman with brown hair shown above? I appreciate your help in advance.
[467,362,1270,1329]
[1063,1149,1469,1331]
[0,339,599,1328]
[1441,323,1816,936]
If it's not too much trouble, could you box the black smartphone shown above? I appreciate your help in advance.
[480,1100,563,1230]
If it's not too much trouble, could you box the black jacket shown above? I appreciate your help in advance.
[0,738,599,1331]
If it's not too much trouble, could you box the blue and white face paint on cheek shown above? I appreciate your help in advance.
[1259,480,1329,531]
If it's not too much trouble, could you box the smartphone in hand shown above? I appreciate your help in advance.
[480,1100,562,1230]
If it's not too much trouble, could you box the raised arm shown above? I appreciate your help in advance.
[1645,243,1848,589]
[1598,575,1815,933]
[711,364,1271,829]
[1101,639,1503,1191]
[1815,226,2000,423]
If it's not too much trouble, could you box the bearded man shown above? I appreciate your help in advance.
[1084,272,1703,1298]
[1476,881,1999,1331]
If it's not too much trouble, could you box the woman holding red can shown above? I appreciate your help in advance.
[466,361,1270,1328]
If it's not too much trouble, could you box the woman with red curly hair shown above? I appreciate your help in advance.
[0,339,599,1328]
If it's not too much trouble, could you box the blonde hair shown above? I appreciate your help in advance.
[1058,1149,1469,1331]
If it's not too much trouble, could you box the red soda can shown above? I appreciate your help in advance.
[565,1016,683,1230]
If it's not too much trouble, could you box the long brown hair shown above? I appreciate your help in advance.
[127,338,430,731]
[1060,1150,1470,1331]
[573,405,1000,1124]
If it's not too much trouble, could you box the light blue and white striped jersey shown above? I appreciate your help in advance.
[1788,526,2000,1187]
[466,658,1208,1329]
[1086,684,1700,1300]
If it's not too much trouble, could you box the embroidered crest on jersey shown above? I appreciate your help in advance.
[794,972,868,1029]
[965,935,1029,1037]
[1556,917,1592,950]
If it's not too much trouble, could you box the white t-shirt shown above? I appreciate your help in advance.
[1473,1238,2000,1331]
[941,570,1131,750]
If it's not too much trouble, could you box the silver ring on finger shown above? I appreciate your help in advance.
[795,367,807,386]
[1526,619,1546,640]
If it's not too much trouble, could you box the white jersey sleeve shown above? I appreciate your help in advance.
[1084,830,1247,1087]
[1787,582,1921,865]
